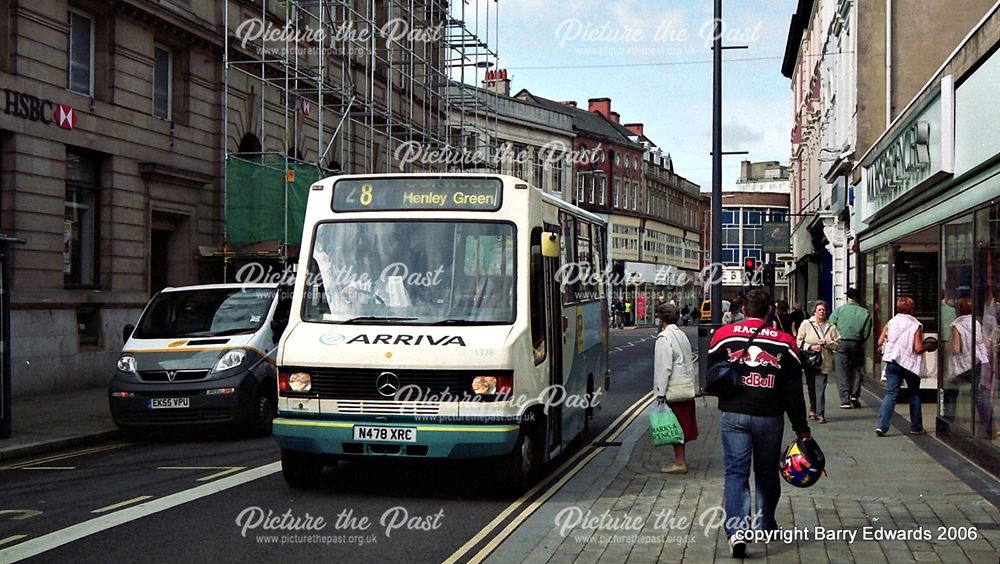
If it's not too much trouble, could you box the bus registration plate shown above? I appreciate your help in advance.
[352,425,416,443]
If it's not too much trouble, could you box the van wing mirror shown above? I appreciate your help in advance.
[541,232,560,258]
[123,324,135,344]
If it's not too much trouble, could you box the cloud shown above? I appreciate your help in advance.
[724,123,764,147]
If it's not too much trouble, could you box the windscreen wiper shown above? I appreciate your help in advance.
[428,319,482,325]
[339,316,418,324]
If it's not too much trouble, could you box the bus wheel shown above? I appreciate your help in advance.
[498,423,539,494]
[281,448,323,488]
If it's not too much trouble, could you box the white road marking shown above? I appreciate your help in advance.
[0,461,280,562]
[157,466,247,482]
[0,536,27,546]
[21,467,75,471]
[0,511,41,521]
[0,443,130,471]
[91,496,154,514]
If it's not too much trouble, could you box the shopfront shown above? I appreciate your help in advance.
[858,46,1000,469]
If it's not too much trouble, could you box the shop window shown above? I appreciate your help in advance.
[153,45,171,119]
[941,216,974,433]
[68,9,94,95]
[973,206,999,443]
[65,149,101,287]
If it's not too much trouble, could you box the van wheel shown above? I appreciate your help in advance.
[281,448,323,488]
[251,388,277,436]
[497,422,540,495]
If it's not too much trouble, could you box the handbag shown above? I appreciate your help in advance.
[800,322,824,369]
[704,323,766,398]
[662,329,697,402]
[650,404,684,446]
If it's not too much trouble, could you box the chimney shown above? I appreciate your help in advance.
[609,111,620,124]
[588,97,611,119]
[624,123,644,136]
[482,69,511,96]
[740,160,750,182]
[561,100,577,108]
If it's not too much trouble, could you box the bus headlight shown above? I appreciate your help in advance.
[289,372,312,392]
[117,354,137,374]
[472,375,512,396]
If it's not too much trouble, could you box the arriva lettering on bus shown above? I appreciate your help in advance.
[346,334,467,347]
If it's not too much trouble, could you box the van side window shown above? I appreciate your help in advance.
[530,228,546,365]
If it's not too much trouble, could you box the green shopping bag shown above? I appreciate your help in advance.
[650,404,685,446]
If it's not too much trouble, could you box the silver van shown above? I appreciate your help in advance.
[109,283,290,435]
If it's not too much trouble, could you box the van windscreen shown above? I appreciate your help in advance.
[133,288,276,339]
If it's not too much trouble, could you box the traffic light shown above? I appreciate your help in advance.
[763,263,776,286]
[743,257,757,279]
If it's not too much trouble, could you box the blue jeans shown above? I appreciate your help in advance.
[719,412,784,537]
[877,362,923,432]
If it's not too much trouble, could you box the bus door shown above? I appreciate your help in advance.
[543,223,564,457]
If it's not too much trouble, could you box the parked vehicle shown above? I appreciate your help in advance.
[700,299,731,322]
[109,283,290,435]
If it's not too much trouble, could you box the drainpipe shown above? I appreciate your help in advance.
[885,0,892,126]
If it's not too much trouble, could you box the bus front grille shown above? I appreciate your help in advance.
[335,400,440,415]
[307,369,475,401]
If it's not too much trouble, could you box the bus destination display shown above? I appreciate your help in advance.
[332,178,502,212]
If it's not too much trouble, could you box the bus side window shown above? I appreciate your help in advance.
[560,212,576,303]
[530,228,546,365]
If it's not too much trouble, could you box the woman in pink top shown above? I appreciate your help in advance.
[875,297,927,436]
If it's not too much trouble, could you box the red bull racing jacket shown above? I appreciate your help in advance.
[708,318,811,434]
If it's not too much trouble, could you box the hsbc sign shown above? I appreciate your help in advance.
[2,88,77,130]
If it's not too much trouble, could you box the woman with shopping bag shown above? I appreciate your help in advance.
[653,303,698,474]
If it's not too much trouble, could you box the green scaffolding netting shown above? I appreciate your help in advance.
[225,156,323,248]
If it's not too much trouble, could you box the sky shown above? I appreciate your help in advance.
[465,0,797,191]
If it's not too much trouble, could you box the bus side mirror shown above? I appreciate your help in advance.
[541,232,559,258]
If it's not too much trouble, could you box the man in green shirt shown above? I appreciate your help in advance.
[830,288,872,408]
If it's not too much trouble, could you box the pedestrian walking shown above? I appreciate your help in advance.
[790,301,805,335]
[653,303,698,474]
[680,304,690,326]
[775,300,795,337]
[797,300,841,423]
[830,288,872,409]
[625,299,633,326]
[875,296,928,436]
[707,290,811,558]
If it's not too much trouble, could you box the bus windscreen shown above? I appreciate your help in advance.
[332,178,502,212]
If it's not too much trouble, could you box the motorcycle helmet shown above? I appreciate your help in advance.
[780,437,826,488]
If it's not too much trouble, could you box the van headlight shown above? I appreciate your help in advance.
[117,354,137,374]
[212,350,246,373]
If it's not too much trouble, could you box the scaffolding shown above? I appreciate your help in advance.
[220,0,500,274]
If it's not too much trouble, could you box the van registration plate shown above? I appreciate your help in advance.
[148,398,190,409]
[352,425,416,443]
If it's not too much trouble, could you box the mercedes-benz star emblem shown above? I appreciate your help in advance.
[166,370,178,382]
[375,371,400,398]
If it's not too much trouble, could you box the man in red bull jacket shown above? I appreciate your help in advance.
[707,289,811,558]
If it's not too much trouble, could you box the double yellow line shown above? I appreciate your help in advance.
[443,392,656,564]
[0,443,130,470]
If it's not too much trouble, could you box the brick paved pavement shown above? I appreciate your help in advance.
[485,393,1000,563]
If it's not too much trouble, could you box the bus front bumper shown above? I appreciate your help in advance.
[272,416,520,459]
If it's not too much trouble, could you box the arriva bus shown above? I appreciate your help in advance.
[273,174,610,491]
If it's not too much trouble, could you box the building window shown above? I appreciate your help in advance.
[598,176,606,206]
[65,149,100,287]
[153,45,171,119]
[553,158,564,199]
[613,179,620,207]
[68,9,94,95]
[632,182,638,210]
[588,175,595,204]
[577,173,586,203]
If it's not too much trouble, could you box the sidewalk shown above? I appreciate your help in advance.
[486,394,1000,563]
[0,386,117,462]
